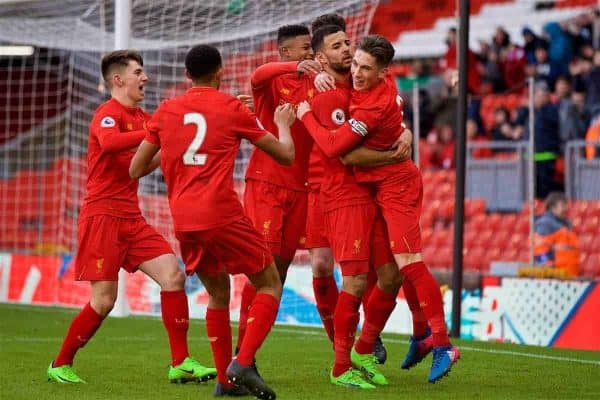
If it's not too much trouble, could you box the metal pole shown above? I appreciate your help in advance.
[528,77,536,266]
[412,83,420,167]
[451,0,469,338]
[111,0,132,318]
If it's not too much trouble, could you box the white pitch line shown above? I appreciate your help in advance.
[272,327,600,366]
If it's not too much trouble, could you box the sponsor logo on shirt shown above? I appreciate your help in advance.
[331,108,346,125]
[263,220,271,236]
[100,116,115,128]
[349,118,368,137]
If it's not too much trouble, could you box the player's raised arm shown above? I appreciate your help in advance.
[253,103,296,165]
[297,100,363,158]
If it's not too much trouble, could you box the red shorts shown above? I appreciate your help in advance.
[176,216,274,277]
[305,184,329,249]
[244,179,308,261]
[375,171,423,254]
[325,203,393,276]
[75,215,173,281]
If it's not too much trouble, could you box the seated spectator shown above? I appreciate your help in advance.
[533,192,580,278]
[491,107,517,142]
[467,118,492,158]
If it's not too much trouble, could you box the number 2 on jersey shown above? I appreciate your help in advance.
[183,112,207,165]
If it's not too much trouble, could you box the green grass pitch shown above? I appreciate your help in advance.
[1,303,599,399]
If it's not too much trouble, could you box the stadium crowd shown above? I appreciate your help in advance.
[394,8,599,197]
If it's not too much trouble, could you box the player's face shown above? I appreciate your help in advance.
[280,35,314,61]
[319,31,352,73]
[119,60,148,103]
[351,49,385,91]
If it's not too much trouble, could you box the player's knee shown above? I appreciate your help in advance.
[377,263,402,294]
[160,263,186,291]
[251,263,283,299]
[91,293,117,317]
[311,255,334,277]
[342,274,367,297]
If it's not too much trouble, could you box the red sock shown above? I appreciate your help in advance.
[236,281,256,351]
[402,279,429,338]
[332,291,361,377]
[355,285,396,355]
[402,261,450,347]
[361,268,377,308]
[206,308,232,386]
[236,293,279,366]
[160,290,190,366]
[54,302,104,367]
[312,276,338,343]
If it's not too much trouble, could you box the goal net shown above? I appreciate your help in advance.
[0,0,379,317]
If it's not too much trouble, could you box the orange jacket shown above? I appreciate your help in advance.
[585,116,600,159]
[533,212,580,278]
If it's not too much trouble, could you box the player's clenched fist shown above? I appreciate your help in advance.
[296,100,311,120]
[274,103,296,126]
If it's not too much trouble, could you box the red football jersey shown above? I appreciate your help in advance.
[349,77,417,183]
[309,81,372,212]
[145,87,268,231]
[245,62,315,191]
[80,98,149,219]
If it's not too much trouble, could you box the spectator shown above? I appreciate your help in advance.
[585,107,600,160]
[441,27,481,94]
[491,27,511,56]
[502,43,527,90]
[491,107,517,142]
[529,43,561,90]
[467,118,492,158]
[533,192,580,278]
[514,83,562,198]
[543,21,574,76]
[584,50,600,106]
[560,88,591,151]
[522,26,546,64]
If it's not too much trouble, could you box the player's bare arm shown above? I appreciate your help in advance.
[253,103,296,165]
[342,128,413,166]
[129,140,160,179]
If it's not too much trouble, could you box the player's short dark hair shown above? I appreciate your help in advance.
[356,35,395,68]
[311,13,346,33]
[185,44,222,82]
[545,192,567,211]
[311,24,345,52]
[277,25,310,45]
[101,50,143,87]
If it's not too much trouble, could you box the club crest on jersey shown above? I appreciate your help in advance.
[331,108,346,125]
[100,116,115,128]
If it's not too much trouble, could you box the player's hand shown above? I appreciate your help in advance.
[296,101,311,120]
[237,94,254,112]
[314,72,335,92]
[274,103,296,126]
[297,60,322,75]
[390,128,413,160]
